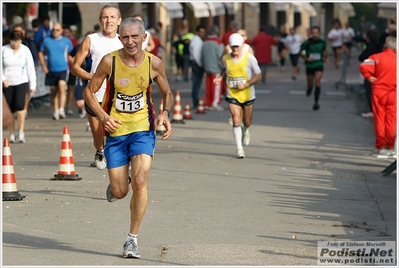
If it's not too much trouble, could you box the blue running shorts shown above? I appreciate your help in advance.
[104,131,156,169]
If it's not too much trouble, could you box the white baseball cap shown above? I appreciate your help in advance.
[228,33,243,47]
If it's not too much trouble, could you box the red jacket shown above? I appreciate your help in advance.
[246,31,278,64]
[222,29,235,46]
[359,49,397,91]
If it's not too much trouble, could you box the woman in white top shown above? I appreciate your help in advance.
[2,30,36,143]
[327,20,344,68]
[284,27,303,80]
[342,22,356,63]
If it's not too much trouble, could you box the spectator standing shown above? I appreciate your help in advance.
[93,24,101,32]
[83,17,174,259]
[38,22,73,120]
[247,26,278,84]
[189,25,206,109]
[2,30,36,143]
[33,16,51,50]
[71,4,123,170]
[13,23,39,119]
[284,27,303,80]
[171,33,184,82]
[148,28,161,58]
[327,20,344,68]
[378,23,396,51]
[214,33,262,158]
[13,24,38,66]
[360,36,397,158]
[202,25,225,111]
[221,19,241,46]
[181,27,195,82]
[300,26,329,111]
[31,18,40,33]
[358,30,381,118]
[277,25,288,71]
[63,25,79,115]
[342,22,355,64]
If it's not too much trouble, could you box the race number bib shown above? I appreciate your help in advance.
[228,76,246,89]
[115,92,144,113]
[309,53,321,60]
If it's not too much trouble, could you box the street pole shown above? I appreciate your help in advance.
[58,2,63,24]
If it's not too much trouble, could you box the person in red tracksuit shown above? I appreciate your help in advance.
[359,36,397,158]
[246,26,278,84]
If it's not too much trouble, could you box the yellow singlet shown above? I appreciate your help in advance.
[102,51,156,137]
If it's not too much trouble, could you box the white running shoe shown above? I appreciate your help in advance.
[18,132,26,143]
[9,134,16,143]
[53,111,60,121]
[242,129,250,146]
[377,149,397,159]
[94,150,106,170]
[86,122,91,132]
[59,109,66,119]
[123,239,140,258]
[237,148,245,158]
[79,109,86,119]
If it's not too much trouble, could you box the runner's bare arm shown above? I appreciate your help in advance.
[152,56,174,140]
[83,54,110,119]
[71,36,92,80]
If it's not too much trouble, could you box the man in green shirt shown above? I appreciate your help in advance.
[300,26,330,110]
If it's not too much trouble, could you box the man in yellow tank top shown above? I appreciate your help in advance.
[214,33,262,158]
[83,17,174,259]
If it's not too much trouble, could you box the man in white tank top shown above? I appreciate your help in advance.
[72,4,123,170]
[133,14,155,52]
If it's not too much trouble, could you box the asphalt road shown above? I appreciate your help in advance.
[2,54,396,267]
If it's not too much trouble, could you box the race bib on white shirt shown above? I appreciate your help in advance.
[228,76,246,89]
[115,92,144,113]
[309,53,321,61]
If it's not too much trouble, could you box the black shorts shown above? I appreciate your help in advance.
[343,42,353,49]
[3,82,29,113]
[74,78,87,101]
[278,42,286,52]
[67,71,76,86]
[45,71,67,86]
[332,46,342,52]
[85,101,101,117]
[225,97,255,107]
[306,66,324,75]
[175,55,183,69]
[289,53,300,67]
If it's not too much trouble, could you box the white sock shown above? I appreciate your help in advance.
[59,108,65,114]
[127,233,137,243]
[233,126,243,149]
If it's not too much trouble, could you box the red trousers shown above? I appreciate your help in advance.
[372,88,396,149]
[205,74,225,107]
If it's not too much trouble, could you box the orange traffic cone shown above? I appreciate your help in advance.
[156,99,166,136]
[52,126,82,181]
[171,90,185,124]
[196,98,206,114]
[2,138,25,201]
[183,102,193,119]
